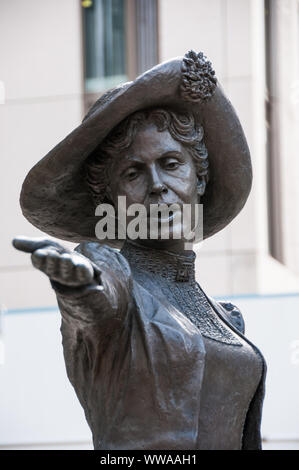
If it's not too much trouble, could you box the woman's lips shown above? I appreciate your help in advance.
[147,209,181,224]
[146,204,182,220]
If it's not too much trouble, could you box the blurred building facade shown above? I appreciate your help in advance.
[0,0,299,449]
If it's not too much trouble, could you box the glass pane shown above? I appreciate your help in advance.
[83,0,127,93]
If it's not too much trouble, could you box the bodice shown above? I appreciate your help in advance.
[120,240,263,449]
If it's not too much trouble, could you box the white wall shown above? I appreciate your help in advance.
[0,310,92,448]
[0,0,82,312]
[239,294,299,442]
[270,0,299,275]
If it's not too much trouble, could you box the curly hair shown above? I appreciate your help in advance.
[85,108,209,204]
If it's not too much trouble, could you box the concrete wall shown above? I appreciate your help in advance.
[270,0,299,275]
[0,0,81,313]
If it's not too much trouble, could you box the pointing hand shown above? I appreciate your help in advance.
[13,237,96,287]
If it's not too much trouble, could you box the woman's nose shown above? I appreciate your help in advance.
[149,168,168,195]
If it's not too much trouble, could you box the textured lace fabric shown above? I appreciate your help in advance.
[121,241,241,346]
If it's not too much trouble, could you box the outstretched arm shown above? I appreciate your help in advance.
[13,237,131,324]
[13,237,133,396]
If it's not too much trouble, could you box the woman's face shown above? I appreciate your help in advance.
[107,124,199,249]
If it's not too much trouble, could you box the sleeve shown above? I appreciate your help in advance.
[51,242,133,404]
[52,242,132,326]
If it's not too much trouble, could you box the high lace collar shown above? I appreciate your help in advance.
[120,240,243,346]
[120,240,196,283]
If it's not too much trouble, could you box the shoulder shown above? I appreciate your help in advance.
[218,301,245,334]
[75,242,132,285]
[205,292,245,334]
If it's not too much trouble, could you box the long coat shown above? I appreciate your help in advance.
[52,242,266,450]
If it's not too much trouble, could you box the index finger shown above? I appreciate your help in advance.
[12,236,66,254]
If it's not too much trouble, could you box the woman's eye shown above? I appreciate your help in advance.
[164,160,180,170]
[125,168,139,180]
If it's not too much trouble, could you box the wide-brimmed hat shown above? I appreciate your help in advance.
[20,51,252,246]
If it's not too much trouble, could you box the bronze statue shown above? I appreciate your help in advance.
[13,51,266,450]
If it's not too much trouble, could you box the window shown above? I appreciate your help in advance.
[83,0,127,94]
[82,0,159,109]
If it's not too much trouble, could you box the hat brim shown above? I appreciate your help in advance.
[20,55,252,247]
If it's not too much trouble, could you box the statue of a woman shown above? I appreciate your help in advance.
[13,51,266,450]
